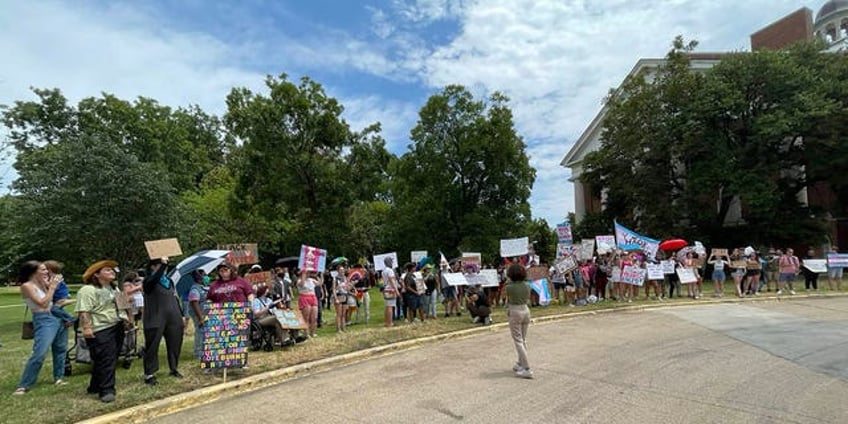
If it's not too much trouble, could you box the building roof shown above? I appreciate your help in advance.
[816,0,848,23]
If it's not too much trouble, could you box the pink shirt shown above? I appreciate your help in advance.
[779,255,799,274]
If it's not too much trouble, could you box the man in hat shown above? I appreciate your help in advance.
[76,260,125,403]
[141,257,184,385]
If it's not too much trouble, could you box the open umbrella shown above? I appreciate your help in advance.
[331,256,349,267]
[275,256,299,268]
[659,238,687,251]
[170,250,231,299]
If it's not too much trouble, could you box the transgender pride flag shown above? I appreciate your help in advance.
[528,278,551,306]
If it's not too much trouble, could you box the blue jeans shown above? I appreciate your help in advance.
[51,304,76,324]
[18,312,67,389]
[423,291,438,318]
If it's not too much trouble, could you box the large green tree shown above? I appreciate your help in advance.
[391,85,535,259]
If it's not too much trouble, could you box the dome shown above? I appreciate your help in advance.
[816,0,848,23]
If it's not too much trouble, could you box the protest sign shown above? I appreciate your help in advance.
[676,268,698,284]
[614,222,660,259]
[556,222,572,244]
[610,266,621,283]
[410,250,428,264]
[201,302,250,369]
[298,245,327,272]
[219,243,259,265]
[802,259,828,273]
[114,291,133,311]
[145,238,182,259]
[273,308,307,330]
[555,256,578,274]
[646,263,665,280]
[661,260,676,274]
[462,252,482,265]
[580,239,595,260]
[527,266,549,281]
[596,235,616,254]
[479,269,500,287]
[826,253,848,268]
[620,265,646,286]
[244,271,271,286]
[500,237,529,257]
[373,252,399,271]
[443,272,469,286]
[710,248,728,258]
[556,242,574,258]
[731,260,748,269]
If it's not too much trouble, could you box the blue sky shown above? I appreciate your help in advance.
[0,0,824,225]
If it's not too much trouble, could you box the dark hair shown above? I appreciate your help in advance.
[405,263,415,272]
[44,260,64,274]
[18,261,42,283]
[123,271,139,283]
[506,264,526,282]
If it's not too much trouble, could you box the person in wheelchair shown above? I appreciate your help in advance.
[251,286,287,351]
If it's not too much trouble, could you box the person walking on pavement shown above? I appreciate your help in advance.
[142,257,185,385]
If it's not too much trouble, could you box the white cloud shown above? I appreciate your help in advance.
[336,94,420,153]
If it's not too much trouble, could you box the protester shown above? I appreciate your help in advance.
[421,265,438,319]
[777,248,799,295]
[402,263,423,324]
[731,248,747,297]
[76,260,126,403]
[13,261,68,396]
[439,262,460,317]
[506,264,533,379]
[766,249,781,292]
[801,249,820,291]
[744,252,762,296]
[251,285,286,346]
[187,270,210,360]
[352,265,372,324]
[332,264,350,332]
[141,257,184,385]
[207,262,254,303]
[826,245,842,291]
[466,286,492,325]
[382,257,400,327]
[296,270,320,337]
[708,252,728,297]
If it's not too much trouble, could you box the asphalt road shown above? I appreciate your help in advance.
[152,297,848,424]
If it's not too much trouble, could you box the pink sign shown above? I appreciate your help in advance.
[298,245,327,272]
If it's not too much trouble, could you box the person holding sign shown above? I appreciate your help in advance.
[777,248,799,295]
[707,252,728,297]
[826,245,843,291]
[730,249,747,297]
[141,257,185,385]
[296,271,320,338]
[801,249,820,291]
[744,252,762,296]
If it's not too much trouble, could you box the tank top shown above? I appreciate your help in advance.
[24,284,52,313]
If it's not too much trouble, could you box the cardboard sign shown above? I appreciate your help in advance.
[661,260,676,274]
[676,268,698,284]
[731,260,748,269]
[443,272,469,286]
[500,237,529,258]
[826,253,848,268]
[555,256,578,274]
[299,245,327,272]
[201,302,250,369]
[114,291,133,311]
[527,266,549,281]
[219,243,259,266]
[462,252,482,265]
[802,259,828,273]
[244,271,271,286]
[646,263,665,280]
[620,265,646,286]
[710,248,728,258]
[273,308,308,330]
[410,250,428,264]
[144,238,182,259]
[373,252,399,272]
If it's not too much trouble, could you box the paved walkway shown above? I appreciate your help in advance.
[150,297,848,424]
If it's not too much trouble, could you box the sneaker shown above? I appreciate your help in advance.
[790,290,796,295]
[144,376,158,386]
[12,388,26,396]
[512,363,523,372]
[515,369,534,379]
[484,317,492,325]
[472,316,480,324]
[100,393,116,403]
[776,290,783,295]
[54,379,68,386]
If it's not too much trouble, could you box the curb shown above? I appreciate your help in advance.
[77,291,847,423]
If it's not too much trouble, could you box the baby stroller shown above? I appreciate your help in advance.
[66,322,141,373]
[120,324,141,369]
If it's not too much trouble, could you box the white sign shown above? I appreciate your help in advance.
[500,237,529,258]
[410,250,428,264]
[443,272,469,286]
[662,260,676,274]
[610,266,622,283]
[556,242,573,258]
[596,235,616,254]
[676,268,698,284]
[802,259,828,273]
[620,266,646,286]
[555,256,578,274]
[646,263,665,280]
[478,269,500,287]
[580,239,595,260]
[373,252,399,272]
[462,252,482,265]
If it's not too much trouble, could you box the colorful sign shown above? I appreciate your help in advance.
[273,309,308,330]
[620,265,646,286]
[244,271,271,286]
[595,235,616,254]
[614,222,659,259]
[201,302,250,369]
[218,243,259,265]
[500,237,529,258]
[826,253,848,268]
[298,245,327,272]
[556,222,572,244]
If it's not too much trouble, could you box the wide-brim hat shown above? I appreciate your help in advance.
[83,260,118,282]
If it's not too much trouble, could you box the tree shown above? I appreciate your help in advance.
[391,85,535,258]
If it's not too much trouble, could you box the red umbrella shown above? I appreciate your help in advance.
[659,239,687,251]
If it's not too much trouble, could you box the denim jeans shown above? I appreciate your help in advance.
[423,291,438,318]
[18,311,67,389]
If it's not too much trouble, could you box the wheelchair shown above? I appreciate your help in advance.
[249,319,276,352]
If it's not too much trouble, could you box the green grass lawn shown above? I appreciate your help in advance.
[0,281,843,424]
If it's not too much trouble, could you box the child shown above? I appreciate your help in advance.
[44,260,75,326]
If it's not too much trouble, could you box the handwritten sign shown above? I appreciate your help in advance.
[479,269,500,287]
[299,245,327,272]
[802,259,828,273]
[145,238,182,259]
[580,239,595,260]
[245,271,271,286]
[676,268,698,284]
[556,222,572,243]
[500,237,529,258]
[201,302,250,369]
[646,263,665,280]
[443,272,469,286]
[710,248,728,258]
[827,253,848,268]
[410,251,428,264]
[462,252,482,266]
[273,308,308,330]
[555,256,578,274]
[373,252,399,272]
[596,235,616,254]
[731,260,748,269]
[620,265,646,286]
[527,266,549,281]
[556,242,574,258]
[661,260,676,274]
[219,243,259,266]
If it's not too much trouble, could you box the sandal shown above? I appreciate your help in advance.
[13,387,26,395]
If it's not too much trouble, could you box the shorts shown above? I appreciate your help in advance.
[334,292,348,304]
[346,294,357,307]
[712,270,726,282]
[732,269,746,277]
[405,293,423,310]
[442,286,457,299]
[828,267,844,279]
[298,293,318,309]
[746,269,761,277]
[779,272,795,283]
[384,297,397,308]
[553,282,567,290]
